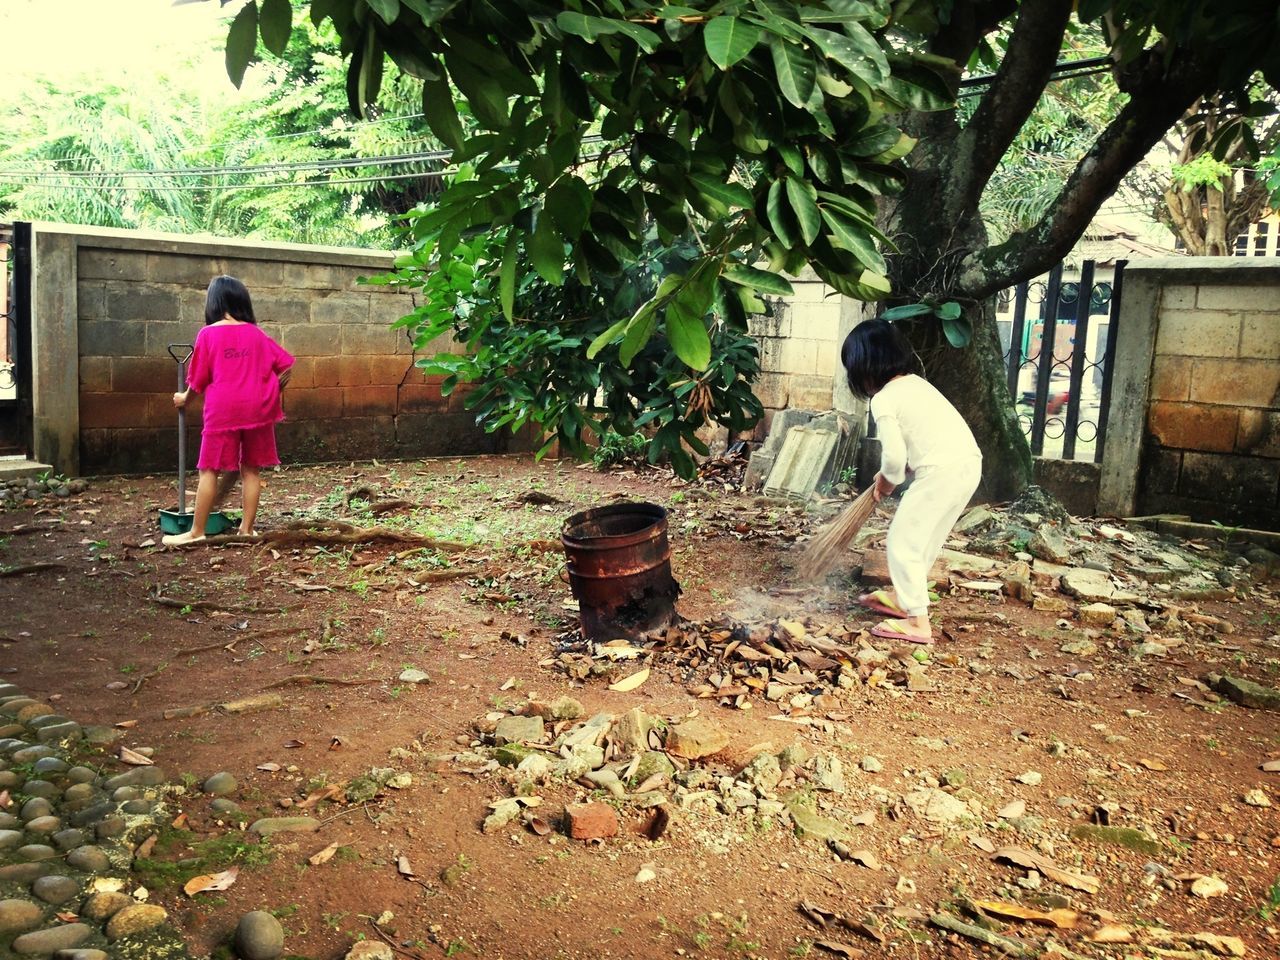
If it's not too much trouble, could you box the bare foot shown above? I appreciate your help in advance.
[161,532,206,547]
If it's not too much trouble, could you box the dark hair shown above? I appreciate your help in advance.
[204,275,256,326]
[840,318,921,400]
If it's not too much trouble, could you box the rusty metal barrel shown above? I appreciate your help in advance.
[561,502,680,641]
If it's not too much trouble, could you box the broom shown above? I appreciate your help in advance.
[794,485,878,582]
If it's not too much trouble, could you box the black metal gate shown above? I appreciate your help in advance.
[0,221,33,458]
[1000,259,1125,463]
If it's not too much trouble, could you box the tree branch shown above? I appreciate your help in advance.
[946,0,1074,221]
[956,49,1217,299]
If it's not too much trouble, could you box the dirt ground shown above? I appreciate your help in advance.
[1,454,1278,960]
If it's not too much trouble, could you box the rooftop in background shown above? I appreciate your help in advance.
[1074,217,1181,265]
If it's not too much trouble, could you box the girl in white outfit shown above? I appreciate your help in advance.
[841,319,983,644]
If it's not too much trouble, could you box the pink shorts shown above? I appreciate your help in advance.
[198,425,279,472]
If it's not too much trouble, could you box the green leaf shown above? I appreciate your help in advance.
[498,231,518,321]
[934,301,962,321]
[347,29,384,118]
[785,178,821,246]
[225,2,258,88]
[258,0,292,55]
[767,179,798,247]
[873,132,916,163]
[547,176,592,240]
[556,12,660,52]
[940,314,972,348]
[723,264,794,296]
[586,316,629,359]
[689,174,754,210]
[365,0,401,22]
[704,16,761,69]
[528,215,565,285]
[805,24,887,85]
[769,37,816,108]
[444,45,510,128]
[820,206,884,272]
[666,302,712,370]
[880,303,933,321]
[421,75,464,151]
[619,308,658,366]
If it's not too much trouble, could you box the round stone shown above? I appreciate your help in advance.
[0,828,22,850]
[203,772,238,796]
[111,787,139,802]
[54,951,109,960]
[121,800,151,815]
[31,757,69,776]
[21,798,53,821]
[15,704,54,723]
[24,816,61,834]
[17,845,57,862]
[95,818,126,840]
[65,767,96,785]
[0,863,55,883]
[70,802,114,828]
[81,892,133,922]
[0,770,20,788]
[23,780,59,799]
[0,898,44,934]
[0,699,39,716]
[32,875,80,905]
[65,846,110,873]
[63,784,94,803]
[210,798,240,815]
[12,746,57,764]
[0,812,20,829]
[51,829,86,852]
[11,923,93,955]
[105,903,168,941]
[234,910,285,960]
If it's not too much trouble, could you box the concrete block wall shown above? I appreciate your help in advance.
[26,223,516,476]
[1099,259,1280,529]
[747,269,847,437]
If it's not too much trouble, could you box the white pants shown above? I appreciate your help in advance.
[886,457,982,617]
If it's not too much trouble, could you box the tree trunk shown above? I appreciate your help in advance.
[882,113,1035,502]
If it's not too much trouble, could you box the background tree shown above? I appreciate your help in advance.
[0,13,446,245]
[208,1,1280,498]
[1154,92,1280,256]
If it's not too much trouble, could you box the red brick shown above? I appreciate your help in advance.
[1189,358,1280,407]
[286,357,315,390]
[112,356,174,393]
[284,387,344,421]
[1147,401,1238,454]
[1149,356,1191,402]
[397,381,446,413]
[337,356,372,386]
[343,385,396,417]
[79,393,152,430]
[79,357,112,392]
[564,802,618,840]
[310,357,342,388]
[369,355,412,385]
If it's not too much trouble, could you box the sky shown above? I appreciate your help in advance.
[0,0,262,100]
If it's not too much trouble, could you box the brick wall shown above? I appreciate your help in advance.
[25,224,519,475]
[747,269,845,437]
[1104,262,1280,529]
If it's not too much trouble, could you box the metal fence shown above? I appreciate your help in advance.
[1000,259,1125,463]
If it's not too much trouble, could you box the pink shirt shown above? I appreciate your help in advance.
[187,323,294,433]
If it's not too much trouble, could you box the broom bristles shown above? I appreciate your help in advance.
[795,486,878,581]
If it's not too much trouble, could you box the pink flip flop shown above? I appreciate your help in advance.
[870,618,933,645]
[858,590,906,618]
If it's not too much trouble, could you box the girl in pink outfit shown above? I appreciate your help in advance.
[161,276,294,546]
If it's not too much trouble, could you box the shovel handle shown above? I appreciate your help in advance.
[168,344,193,516]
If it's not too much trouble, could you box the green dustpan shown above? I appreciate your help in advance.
[159,343,236,537]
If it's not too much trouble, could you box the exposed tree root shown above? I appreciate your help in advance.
[263,674,381,689]
[0,562,65,577]
[148,586,293,615]
[214,519,466,552]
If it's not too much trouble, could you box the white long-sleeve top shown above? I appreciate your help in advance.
[870,374,982,484]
